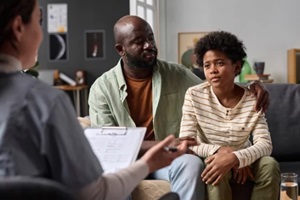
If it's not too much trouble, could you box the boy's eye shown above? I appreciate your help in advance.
[216,61,224,66]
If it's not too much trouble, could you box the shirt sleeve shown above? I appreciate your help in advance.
[179,88,221,157]
[76,160,149,200]
[88,79,117,127]
[43,92,103,192]
[233,111,272,168]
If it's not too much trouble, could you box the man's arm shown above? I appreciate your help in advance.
[138,140,160,157]
[88,80,117,127]
[246,81,270,112]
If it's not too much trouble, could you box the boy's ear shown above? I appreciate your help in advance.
[234,61,242,75]
[115,44,125,56]
[11,15,24,42]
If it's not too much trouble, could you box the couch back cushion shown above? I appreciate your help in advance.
[265,84,300,162]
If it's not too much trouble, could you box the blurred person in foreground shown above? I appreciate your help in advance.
[0,1,188,199]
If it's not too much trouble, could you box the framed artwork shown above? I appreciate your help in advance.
[84,30,105,60]
[49,33,68,61]
[75,70,86,85]
[178,32,208,68]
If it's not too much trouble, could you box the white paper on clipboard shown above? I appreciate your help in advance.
[84,127,146,174]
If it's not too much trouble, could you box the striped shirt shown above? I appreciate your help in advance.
[179,82,272,168]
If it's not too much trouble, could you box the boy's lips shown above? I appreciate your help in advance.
[211,77,220,82]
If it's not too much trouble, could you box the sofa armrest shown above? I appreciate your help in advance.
[77,116,91,129]
[132,180,171,200]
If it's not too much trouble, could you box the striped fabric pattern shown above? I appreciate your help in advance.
[179,82,272,168]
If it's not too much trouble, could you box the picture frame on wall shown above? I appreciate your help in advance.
[49,33,68,61]
[84,30,105,60]
[178,32,209,68]
[75,70,86,85]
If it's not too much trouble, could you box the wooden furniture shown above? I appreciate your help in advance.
[55,85,88,117]
[244,74,274,83]
[287,48,300,83]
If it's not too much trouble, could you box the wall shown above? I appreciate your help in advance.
[159,0,300,83]
[38,0,129,86]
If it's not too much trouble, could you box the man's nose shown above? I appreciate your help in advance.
[143,41,154,49]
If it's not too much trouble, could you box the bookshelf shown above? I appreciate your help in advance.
[287,49,300,84]
[244,74,273,83]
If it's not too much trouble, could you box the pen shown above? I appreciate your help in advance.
[164,146,178,152]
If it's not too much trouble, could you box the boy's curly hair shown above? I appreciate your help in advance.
[194,31,247,72]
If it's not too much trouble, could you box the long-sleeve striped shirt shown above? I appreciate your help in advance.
[179,82,272,168]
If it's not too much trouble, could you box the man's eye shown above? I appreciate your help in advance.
[135,39,144,44]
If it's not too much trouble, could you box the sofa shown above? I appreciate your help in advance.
[79,83,300,200]
[265,84,300,187]
[130,83,300,200]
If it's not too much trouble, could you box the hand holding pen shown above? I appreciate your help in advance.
[141,135,188,173]
[164,135,198,155]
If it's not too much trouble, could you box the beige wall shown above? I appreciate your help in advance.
[158,0,300,83]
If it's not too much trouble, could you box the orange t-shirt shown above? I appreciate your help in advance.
[125,74,154,140]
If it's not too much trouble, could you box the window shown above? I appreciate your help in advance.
[130,0,156,35]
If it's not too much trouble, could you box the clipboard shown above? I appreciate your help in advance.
[84,127,146,174]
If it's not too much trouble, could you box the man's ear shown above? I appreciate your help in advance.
[11,15,24,42]
[115,44,125,56]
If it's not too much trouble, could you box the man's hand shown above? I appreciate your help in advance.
[177,136,198,146]
[175,136,198,155]
[139,140,160,158]
[232,166,255,184]
[141,135,188,173]
[248,80,270,112]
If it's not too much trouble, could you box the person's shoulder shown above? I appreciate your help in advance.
[16,73,70,112]
[238,84,256,101]
[157,59,202,82]
[188,81,210,95]
[31,78,67,101]
[19,73,63,95]
[157,59,190,73]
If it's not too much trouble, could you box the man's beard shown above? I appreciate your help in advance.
[125,51,157,69]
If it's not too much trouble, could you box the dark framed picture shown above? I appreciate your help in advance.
[75,70,86,85]
[49,33,68,61]
[84,30,105,60]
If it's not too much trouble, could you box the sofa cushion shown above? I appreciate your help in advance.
[265,84,300,162]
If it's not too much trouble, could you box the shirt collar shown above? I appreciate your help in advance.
[0,54,22,73]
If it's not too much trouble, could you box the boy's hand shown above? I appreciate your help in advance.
[233,166,255,184]
[201,152,239,186]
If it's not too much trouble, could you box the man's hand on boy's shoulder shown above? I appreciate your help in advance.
[247,80,270,112]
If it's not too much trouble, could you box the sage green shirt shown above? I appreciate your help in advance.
[89,59,202,140]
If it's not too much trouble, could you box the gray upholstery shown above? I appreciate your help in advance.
[214,83,300,199]
[265,83,300,189]
[0,176,74,200]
